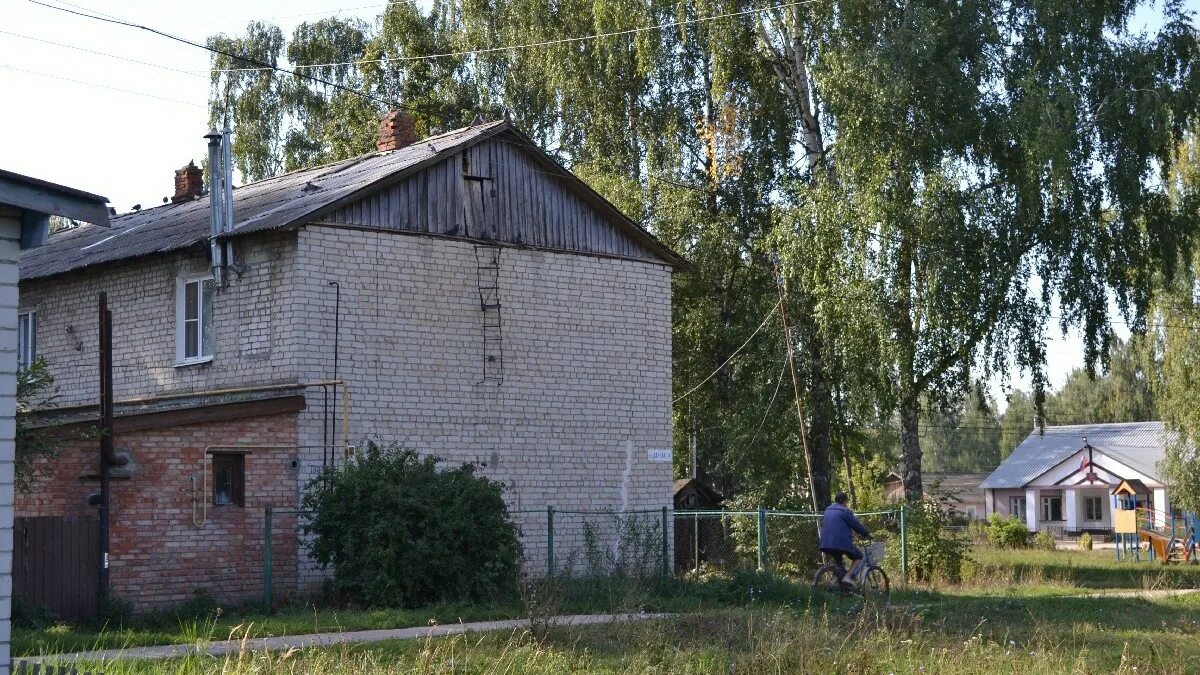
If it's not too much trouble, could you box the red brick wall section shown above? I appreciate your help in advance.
[17,413,301,612]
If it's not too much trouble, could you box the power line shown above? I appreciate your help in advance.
[210,0,820,72]
[27,0,442,121]
[0,63,206,108]
[673,305,778,404]
[0,29,207,78]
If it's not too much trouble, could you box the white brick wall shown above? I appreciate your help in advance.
[20,222,675,592]
[291,226,674,580]
[19,233,301,406]
[0,210,20,674]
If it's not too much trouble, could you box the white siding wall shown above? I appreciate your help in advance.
[291,226,674,584]
[0,208,20,674]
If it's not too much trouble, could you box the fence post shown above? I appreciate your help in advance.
[661,506,670,579]
[899,504,908,586]
[546,505,555,578]
[263,504,273,615]
[693,512,700,574]
[757,506,768,571]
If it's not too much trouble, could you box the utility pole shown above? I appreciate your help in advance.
[771,253,819,512]
[97,293,127,611]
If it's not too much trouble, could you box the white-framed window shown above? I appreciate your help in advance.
[1010,497,1026,521]
[17,310,35,370]
[175,275,215,364]
[1041,496,1063,522]
[1085,496,1103,521]
[965,506,978,520]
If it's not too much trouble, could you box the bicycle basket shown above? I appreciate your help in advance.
[864,541,886,565]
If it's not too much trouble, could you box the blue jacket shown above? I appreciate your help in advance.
[819,503,871,551]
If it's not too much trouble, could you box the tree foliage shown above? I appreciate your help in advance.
[207,0,1200,509]
[16,358,64,493]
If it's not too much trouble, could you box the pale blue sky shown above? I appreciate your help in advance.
[1,0,1195,408]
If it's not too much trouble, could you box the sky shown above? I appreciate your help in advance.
[1,0,1196,409]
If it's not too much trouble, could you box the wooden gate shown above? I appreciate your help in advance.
[14,517,99,622]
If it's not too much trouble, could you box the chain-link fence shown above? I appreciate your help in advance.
[262,504,908,612]
[671,509,904,578]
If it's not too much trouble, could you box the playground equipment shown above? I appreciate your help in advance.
[1111,480,1197,563]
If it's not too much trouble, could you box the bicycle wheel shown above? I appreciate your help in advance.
[811,564,849,603]
[861,566,890,603]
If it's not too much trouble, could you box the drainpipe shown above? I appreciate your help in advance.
[221,125,235,276]
[328,281,340,466]
[204,129,225,287]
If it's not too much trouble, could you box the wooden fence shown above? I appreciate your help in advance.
[13,516,99,622]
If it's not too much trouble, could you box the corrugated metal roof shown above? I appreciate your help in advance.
[980,421,1165,489]
[20,122,503,280]
[21,120,683,280]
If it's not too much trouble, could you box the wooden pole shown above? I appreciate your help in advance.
[771,254,818,512]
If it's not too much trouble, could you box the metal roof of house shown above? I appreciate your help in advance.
[0,168,111,227]
[980,421,1165,489]
[20,121,684,280]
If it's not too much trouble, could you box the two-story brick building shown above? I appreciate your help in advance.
[16,116,683,612]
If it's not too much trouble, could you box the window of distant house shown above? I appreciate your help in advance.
[176,276,214,364]
[1010,497,1026,521]
[1041,496,1063,522]
[1085,496,1103,521]
[965,506,977,519]
[17,311,35,370]
[211,453,244,507]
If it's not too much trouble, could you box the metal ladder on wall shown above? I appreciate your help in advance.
[475,245,504,384]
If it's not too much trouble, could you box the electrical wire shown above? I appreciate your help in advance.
[27,0,444,121]
[673,305,778,404]
[0,63,207,108]
[209,0,821,72]
[0,29,208,78]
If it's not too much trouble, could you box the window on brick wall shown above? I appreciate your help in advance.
[17,310,35,370]
[176,275,214,364]
[212,453,245,507]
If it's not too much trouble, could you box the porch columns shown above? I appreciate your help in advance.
[1064,488,1079,533]
[1025,488,1038,531]
[1153,488,1169,528]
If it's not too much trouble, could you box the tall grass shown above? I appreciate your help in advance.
[39,604,1199,674]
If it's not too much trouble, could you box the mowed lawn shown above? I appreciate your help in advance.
[18,547,1200,674]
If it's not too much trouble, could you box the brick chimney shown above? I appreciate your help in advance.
[377,111,417,152]
[172,161,204,203]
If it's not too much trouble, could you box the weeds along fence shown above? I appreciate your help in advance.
[260,505,908,613]
[672,509,905,579]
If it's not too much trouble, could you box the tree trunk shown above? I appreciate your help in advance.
[900,396,923,503]
[803,316,834,509]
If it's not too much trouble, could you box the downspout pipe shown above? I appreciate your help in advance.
[221,126,235,277]
[204,129,224,287]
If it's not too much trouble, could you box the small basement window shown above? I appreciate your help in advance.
[211,453,245,507]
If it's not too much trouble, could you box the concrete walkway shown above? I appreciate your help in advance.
[1076,588,1200,599]
[18,613,670,664]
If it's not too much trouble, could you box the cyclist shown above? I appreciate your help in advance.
[819,492,872,585]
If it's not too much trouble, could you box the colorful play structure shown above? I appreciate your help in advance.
[1112,479,1199,563]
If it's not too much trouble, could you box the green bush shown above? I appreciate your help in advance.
[725,492,820,575]
[301,442,521,607]
[904,500,969,582]
[1078,532,1093,551]
[986,514,1030,549]
[1034,530,1057,551]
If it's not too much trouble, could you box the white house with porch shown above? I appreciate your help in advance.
[981,422,1170,536]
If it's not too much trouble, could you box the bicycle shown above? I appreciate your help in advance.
[811,540,890,605]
